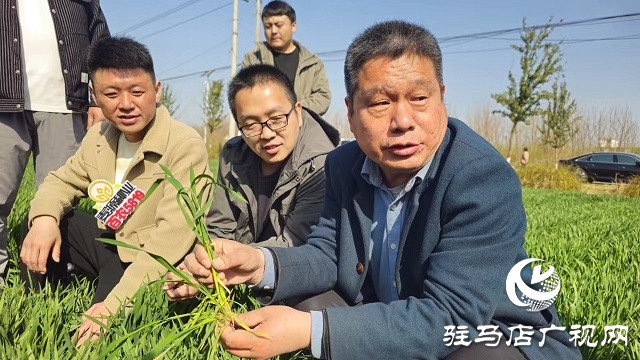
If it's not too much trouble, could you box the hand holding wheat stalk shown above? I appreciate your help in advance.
[97,165,265,359]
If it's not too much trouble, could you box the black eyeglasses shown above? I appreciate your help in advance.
[238,105,295,137]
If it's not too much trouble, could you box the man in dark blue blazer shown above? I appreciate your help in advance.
[182,21,581,360]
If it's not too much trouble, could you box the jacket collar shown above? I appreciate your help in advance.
[255,40,318,68]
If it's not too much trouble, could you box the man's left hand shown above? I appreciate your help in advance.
[220,305,311,360]
[87,106,107,129]
[74,302,110,346]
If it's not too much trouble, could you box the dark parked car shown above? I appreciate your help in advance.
[558,152,640,182]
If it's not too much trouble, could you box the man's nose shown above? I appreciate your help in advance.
[260,124,276,139]
[390,101,415,132]
[119,93,134,110]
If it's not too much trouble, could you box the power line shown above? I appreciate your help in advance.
[116,0,205,35]
[160,12,640,82]
[440,12,640,42]
[139,2,233,40]
[459,33,640,43]
[161,65,231,82]
[441,34,640,55]
[159,38,231,77]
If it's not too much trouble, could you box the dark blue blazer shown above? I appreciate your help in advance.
[269,118,581,360]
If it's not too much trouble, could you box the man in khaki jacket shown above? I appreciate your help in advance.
[241,0,331,115]
[19,37,208,345]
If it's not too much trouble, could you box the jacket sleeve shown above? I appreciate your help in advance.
[87,0,110,106]
[240,52,252,69]
[320,156,527,360]
[28,128,99,224]
[89,0,110,45]
[103,136,210,313]
[300,58,331,116]
[206,150,240,241]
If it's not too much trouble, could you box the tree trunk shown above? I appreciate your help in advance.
[507,122,518,159]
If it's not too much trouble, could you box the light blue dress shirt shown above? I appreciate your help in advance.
[360,157,431,304]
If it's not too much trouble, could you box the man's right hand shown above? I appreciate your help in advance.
[183,239,266,287]
[164,262,199,301]
[19,216,61,274]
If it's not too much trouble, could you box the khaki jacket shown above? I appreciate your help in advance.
[207,109,340,247]
[29,105,209,312]
[241,41,331,116]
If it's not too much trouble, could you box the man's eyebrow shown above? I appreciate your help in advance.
[359,78,438,98]
[359,86,383,99]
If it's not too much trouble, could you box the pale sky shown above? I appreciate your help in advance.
[99,0,640,129]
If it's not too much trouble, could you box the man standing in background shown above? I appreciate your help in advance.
[241,0,331,116]
[0,0,110,285]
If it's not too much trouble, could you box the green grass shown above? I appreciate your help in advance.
[523,188,639,359]
[1,163,638,359]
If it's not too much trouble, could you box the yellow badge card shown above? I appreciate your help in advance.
[88,180,145,230]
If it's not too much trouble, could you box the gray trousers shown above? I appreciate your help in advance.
[0,111,86,278]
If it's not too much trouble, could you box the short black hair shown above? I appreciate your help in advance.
[87,37,156,81]
[228,65,297,122]
[262,1,296,23]
[344,20,443,102]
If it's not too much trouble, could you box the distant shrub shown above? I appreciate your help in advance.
[515,165,581,191]
[622,176,640,198]
[207,140,224,160]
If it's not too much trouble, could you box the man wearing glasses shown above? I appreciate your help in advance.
[165,65,339,300]
[200,64,339,252]
[166,64,340,301]
[217,64,340,244]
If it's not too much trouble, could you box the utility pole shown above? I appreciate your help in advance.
[255,0,262,43]
[227,0,241,140]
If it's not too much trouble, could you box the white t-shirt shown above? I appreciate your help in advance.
[17,0,71,113]
[115,134,142,184]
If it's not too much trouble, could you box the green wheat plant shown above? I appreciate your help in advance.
[96,164,261,359]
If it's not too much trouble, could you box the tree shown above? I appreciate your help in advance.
[538,79,580,164]
[492,19,564,158]
[160,83,180,115]
[202,79,225,136]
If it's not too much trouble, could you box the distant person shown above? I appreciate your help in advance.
[241,0,331,115]
[164,64,340,301]
[19,37,209,345]
[181,20,580,360]
[520,147,530,166]
[0,0,110,287]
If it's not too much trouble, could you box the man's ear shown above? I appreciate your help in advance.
[89,84,98,105]
[345,96,353,121]
[295,101,303,127]
[345,96,356,133]
[291,21,297,33]
[440,83,446,100]
[155,81,162,104]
